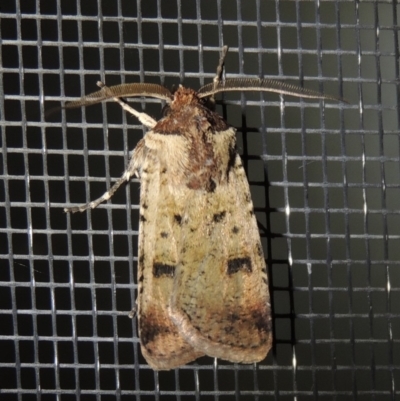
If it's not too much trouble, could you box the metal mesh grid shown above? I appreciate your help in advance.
[1,0,399,399]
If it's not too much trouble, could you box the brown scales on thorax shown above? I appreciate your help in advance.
[154,86,229,136]
[154,86,234,192]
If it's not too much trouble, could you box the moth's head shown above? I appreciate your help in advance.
[170,85,201,110]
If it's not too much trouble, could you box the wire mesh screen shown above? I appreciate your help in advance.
[1,0,399,399]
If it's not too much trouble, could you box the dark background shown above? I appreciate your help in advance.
[1,0,399,399]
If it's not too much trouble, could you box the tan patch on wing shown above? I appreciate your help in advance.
[136,120,271,367]
[136,139,203,370]
[168,153,272,363]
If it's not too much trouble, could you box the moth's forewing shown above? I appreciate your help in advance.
[168,151,272,363]
[134,137,204,370]
[136,88,272,369]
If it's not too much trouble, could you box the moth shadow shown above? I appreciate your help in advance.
[248,151,295,360]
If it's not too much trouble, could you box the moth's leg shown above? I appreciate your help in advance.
[65,83,151,214]
[213,46,229,90]
[64,154,138,213]
[96,81,157,129]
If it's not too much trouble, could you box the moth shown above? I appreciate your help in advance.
[61,47,338,370]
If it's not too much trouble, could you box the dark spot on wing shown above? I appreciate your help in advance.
[232,226,239,234]
[140,214,147,222]
[213,211,226,223]
[227,144,237,173]
[253,309,272,333]
[228,313,240,323]
[206,179,217,193]
[160,232,169,238]
[140,319,171,346]
[227,257,252,275]
[174,214,182,224]
[153,263,176,278]
[142,203,148,209]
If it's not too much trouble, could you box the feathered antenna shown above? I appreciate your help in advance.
[198,77,343,102]
[47,82,173,128]
[64,83,173,109]
[48,47,344,122]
